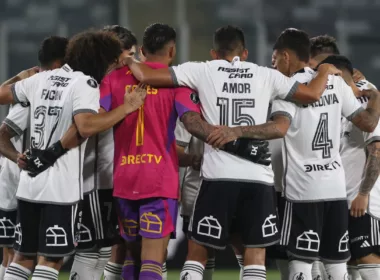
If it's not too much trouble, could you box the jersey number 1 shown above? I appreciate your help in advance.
[312,113,333,158]
[216,98,255,126]
[136,105,144,146]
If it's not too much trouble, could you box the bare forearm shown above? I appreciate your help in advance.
[181,112,216,142]
[1,75,21,87]
[60,124,85,150]
[292,71,329,104]
[359,142,380,195]
[0,124,19,163]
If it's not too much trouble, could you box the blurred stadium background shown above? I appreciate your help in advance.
[1,0,379,278]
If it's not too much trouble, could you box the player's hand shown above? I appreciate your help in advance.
[353,69,366,83]
[361,89,380,99]
[17,66,39,80]
[317,63,342,76]
[206,126,242,149]
[191,155,202,171]
[350,193,369,218]
[124,83,147,115]
[121,56,133,67]
[17,153,28,170]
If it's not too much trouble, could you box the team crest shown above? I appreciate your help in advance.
[87,79,98,88]
[181,272,191,280]
[293,272,305,280]
[190,92,200,104]
[70,272,80,280]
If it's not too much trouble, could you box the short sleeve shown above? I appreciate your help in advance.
[264,68,299,101]
[340,79,363,120]
[2,104,30,136]
[270,100,297,122]
[364,122,380,145]
[169,62,205,90]
[72,78,100,116]
[175,120,192,147]
[174,87,201,119]
[11,74,41,104]
[99,74,112,112]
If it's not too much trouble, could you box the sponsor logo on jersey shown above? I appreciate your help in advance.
[87,79,98,88]
[360,240,371,248]
[121,154,162,166]
[217,67,253,78]
[304,161,341,173]
[48,76,71,87]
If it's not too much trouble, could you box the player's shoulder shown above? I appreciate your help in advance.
[356,79,377,91]
[291,67,314,84]
[72,72,99,90]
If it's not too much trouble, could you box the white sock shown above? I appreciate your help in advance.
[162,262,167,280]
[275,259,289,280]
[312,261,328,279]
[235,255,244,280]
[70,252,98,279]
[288,260,312,280]
[4,263,31,280]
[324,263,348,280]
[358,264,380,280]
[0,265,7,280]
[242,265,266,280]
[31,265,58,280]
[348,265,362,280]
[93,247,112,280]
[103,262,122,280]
[180,261,204,280]
[204,258,215,280]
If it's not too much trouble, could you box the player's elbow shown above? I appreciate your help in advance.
[75,122,94,139]
[361,122,376,133]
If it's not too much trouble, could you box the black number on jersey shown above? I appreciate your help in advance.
[217,98,255,126]
[31,106,63,149]
[312,113,333,158]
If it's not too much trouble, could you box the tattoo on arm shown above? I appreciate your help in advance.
[359,142,380,195]
[180,112,216,142]
[238,115,291,140]
[0,124,20,163]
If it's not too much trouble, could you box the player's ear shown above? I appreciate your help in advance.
[241,49,249,61]
[168,45,176,60]
[210,49,218,60]
[139,46,146,62]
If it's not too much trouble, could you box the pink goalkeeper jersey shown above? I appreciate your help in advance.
[100,63,200,200]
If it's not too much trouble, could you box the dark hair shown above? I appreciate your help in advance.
[310,35,340,57]
[142,23,176,55]
[103,25,137,50]
[318,55,353,75]
[213,25,245,57]
[38,36,68,67]
[65,30,122,83]
[273,28,310,63]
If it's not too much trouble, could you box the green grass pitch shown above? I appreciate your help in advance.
[59,270,281,279]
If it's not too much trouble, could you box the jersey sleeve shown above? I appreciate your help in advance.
[340,80,363,120]
[72,78,100,116]
[11,74,41,104]
[364,123,380,145]
[270,99,297,122]
[175,120,192,147]
[2,104,30,136]
[169,62,205,90]
[99,74,112,112]
[265,68,299,101]
[174,87,201,119]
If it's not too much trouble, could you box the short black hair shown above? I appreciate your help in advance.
[213,25,245,57]
[103,25,137,50]
[310,35,340,57]
[38,36,68,67]
[65,30,122,83]
[273,28,310,63]
[142,23,176,55]
[318,55,353,75]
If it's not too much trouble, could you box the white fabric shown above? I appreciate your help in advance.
[13,64,100,204]
[0,104,30,210]
[175,120,203,216]
[170,57,298,184]
[272,73,362,201]
[288,260,312,280]
[324,263,348,280]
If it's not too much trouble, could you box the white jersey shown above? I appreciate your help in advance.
[12,64,100,204]
[170,57,299,184]
[340,80,380,217]
[175,120,203,216]
[83,129,114,194]
[271,72,363,202]
[0,104,30,210]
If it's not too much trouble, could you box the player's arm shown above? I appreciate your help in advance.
[180,112,217,142]
[0,123,21,163]
[175,121,202,169]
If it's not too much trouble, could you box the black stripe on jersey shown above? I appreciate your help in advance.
[357,96,369,104]
[290,68,305,77]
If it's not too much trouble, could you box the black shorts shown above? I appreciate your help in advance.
[266,192,287,260]
[349,213,380,260]
[75,189,119,251]
[189,180,280,250]
[0,209,17,248]
[14,199,76,257]
[281,199,350,262]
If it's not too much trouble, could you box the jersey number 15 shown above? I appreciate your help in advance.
[216,97,255,126]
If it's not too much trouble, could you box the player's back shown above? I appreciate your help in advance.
[104,63,192,200]
[277,73,361,201]
[14,64,100,204]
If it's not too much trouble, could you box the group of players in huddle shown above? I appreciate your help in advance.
[0,21,377,280]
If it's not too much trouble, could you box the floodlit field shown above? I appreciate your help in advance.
[59,270,281,279]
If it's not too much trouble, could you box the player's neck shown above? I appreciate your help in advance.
[289,61,307,77]
[145,55,170,66]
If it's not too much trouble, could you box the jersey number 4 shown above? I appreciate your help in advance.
[216,98,255,126]
[312,113,333,158]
